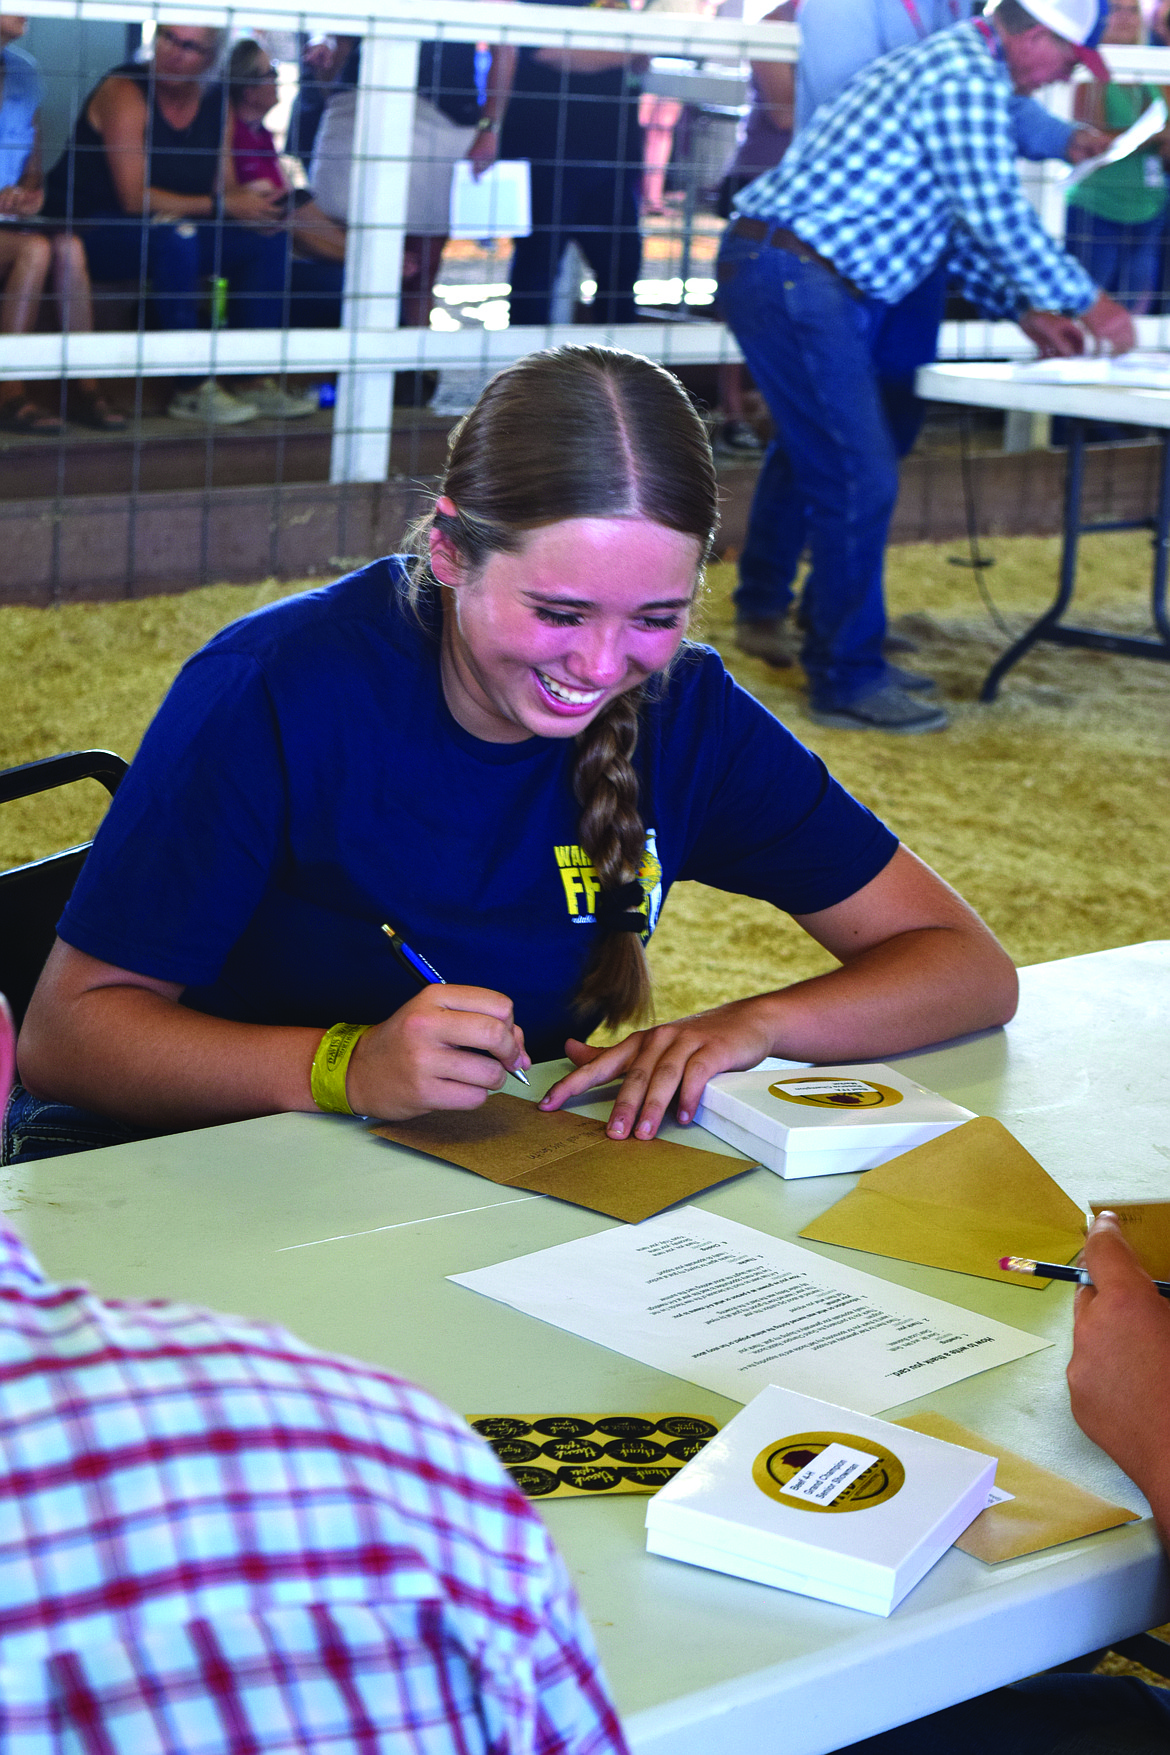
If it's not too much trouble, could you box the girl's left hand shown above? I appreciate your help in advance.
[539,998,776,1140]
[538,847,1019,1143]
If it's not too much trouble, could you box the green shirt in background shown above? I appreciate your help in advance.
[1068,83,1167,225]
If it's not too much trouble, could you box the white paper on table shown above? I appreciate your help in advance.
[449,159,531,239]
[1011,351,1170,389]
[449,1206,1050,1415]
[1057,97,1167,190]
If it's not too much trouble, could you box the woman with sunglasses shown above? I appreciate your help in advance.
[226,37,346,331]
[42,25,294,424]
[12,347,1016,1159]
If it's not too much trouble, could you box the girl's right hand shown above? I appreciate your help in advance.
[345,985,529,1119]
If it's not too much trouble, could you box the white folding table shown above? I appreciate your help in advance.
[917,360,1170,699]
[4,943,1169,1754]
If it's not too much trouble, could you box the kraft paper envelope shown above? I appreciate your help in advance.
[798,1116,1085,1286]
[1088,1200,1170,1278]
[896,1412,1138,1562]
[371,1093,754,1223]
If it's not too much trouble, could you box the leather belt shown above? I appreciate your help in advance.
[727,217,861,298]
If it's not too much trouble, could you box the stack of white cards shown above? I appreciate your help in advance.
[645,1385,995,1616]
[693,1061,975,1179]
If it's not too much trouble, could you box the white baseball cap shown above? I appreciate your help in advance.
[1014,0,1110,78]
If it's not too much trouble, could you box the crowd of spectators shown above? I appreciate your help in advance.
[3,0,1170,433]
[1,18,515,425]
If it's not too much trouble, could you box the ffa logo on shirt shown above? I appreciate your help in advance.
[553,829,663,935]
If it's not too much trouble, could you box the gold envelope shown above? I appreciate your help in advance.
[1088,1200,1170,1278]
[799,1116,1085,1286]
[371,1092,753,1224]
[896,1412,1138,1561]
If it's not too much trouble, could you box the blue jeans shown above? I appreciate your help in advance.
[718,227,944,706]
[1066,206,1164,312]
[2,1082,158,1164]
[831,1673,1170,1755]
[79,215,292,329]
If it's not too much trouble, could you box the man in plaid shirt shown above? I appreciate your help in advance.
[0,995,626,1755]
[795,0,1100,154]
[717,0,1134,733]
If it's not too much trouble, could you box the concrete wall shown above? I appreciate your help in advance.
[1,441,1165,604]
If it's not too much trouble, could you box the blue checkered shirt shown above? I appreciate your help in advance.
[734,19,1097,318]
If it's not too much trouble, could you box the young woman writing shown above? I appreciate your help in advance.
[13,347,1016,1162]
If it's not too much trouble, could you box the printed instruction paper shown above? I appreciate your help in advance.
[450,1206,1050,1414]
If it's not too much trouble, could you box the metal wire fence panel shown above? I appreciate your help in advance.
[4,3,1170,597]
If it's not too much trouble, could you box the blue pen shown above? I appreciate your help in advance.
[381,923,530,1086]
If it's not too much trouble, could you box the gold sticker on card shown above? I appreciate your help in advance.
[752,1431,905,1513]
[768,1078,903,1110]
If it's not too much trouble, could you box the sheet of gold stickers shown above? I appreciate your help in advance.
[469,1413,720,1498]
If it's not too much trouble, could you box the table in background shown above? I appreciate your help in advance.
[4,944,1170,1755]
[916,361,1170,699]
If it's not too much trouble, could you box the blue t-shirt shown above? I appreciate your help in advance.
[0,43,42,191]
[59,561,898,1062]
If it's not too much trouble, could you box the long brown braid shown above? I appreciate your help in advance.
[571,686,652,1027]
[406,345,718,1030]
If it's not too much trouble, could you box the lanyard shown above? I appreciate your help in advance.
[899,0,961,37]
[972,14,1003,58]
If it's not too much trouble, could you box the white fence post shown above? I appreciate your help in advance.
[329,28,418,485]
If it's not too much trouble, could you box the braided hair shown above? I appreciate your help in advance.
[407,346,718,1029]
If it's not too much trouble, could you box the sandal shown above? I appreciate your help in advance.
[0,398,65,435]
[71,389,129,432]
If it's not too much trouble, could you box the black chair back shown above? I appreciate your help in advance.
[0,752,129,1029]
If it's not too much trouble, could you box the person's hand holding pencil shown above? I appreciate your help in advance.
[345,984,530,1120]
[340,924,531,1121]
[1065,1211,1170,1546]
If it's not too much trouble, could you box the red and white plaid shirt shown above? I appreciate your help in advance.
[0,1220,629,1755]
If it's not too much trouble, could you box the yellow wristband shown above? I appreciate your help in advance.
[310,1021,371,1115]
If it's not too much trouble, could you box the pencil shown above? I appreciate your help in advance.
[998,1256,1170,1297]
[381,923,530,1086]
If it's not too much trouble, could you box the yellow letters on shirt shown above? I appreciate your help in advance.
[553,835,663,933]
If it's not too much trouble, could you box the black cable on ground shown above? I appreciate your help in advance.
[948,408,1014,639]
